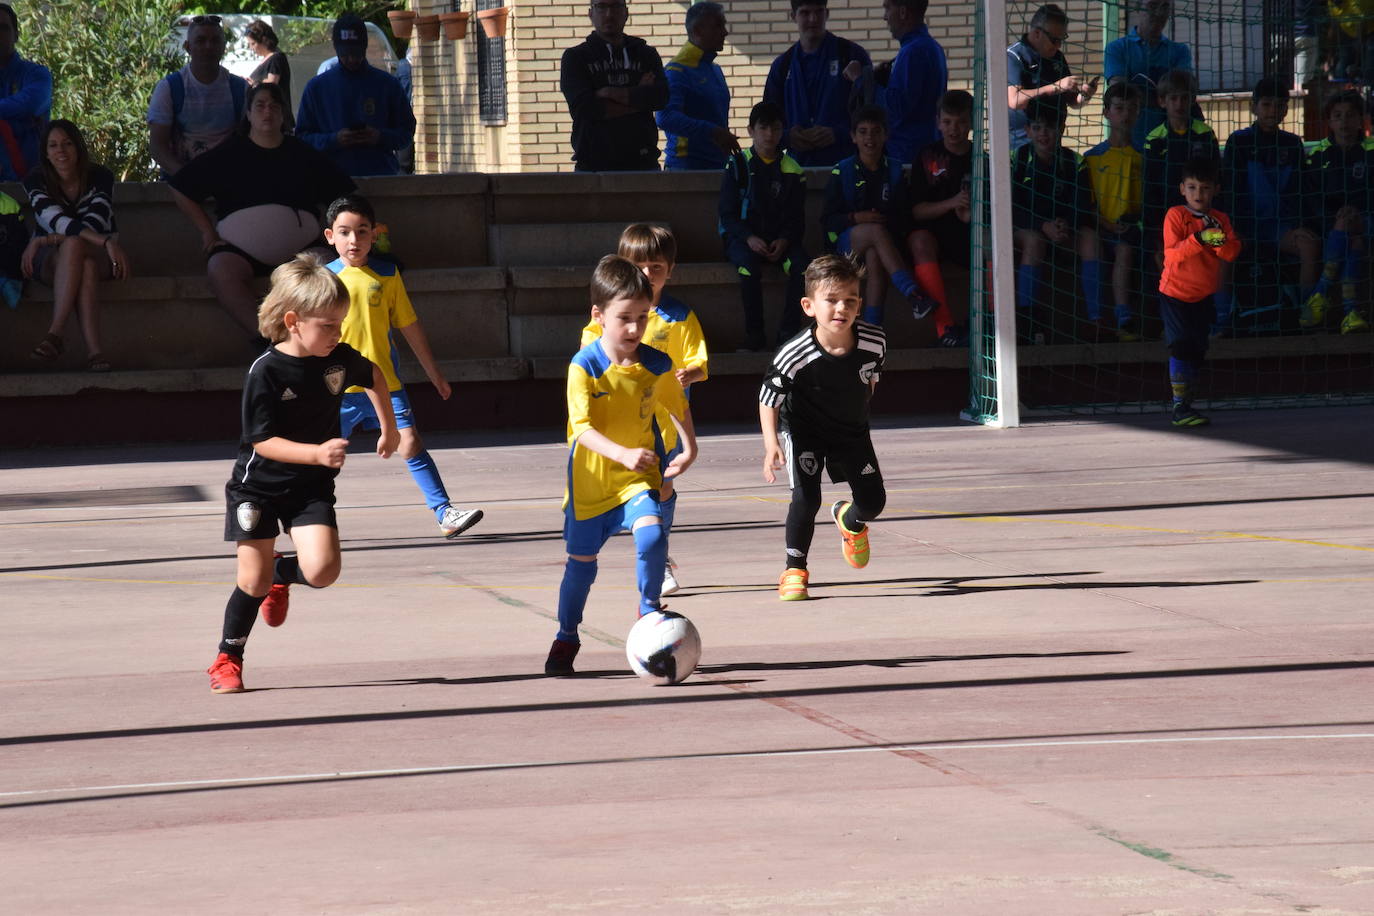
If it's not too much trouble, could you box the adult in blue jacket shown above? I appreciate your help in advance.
[763,0,870,168]
[1104,0,1194,148]
[296,14,416,177]
[0,3,52,181]
[874,0,946,165]
[659,2,738,171]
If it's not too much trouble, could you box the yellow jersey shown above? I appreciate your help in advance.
[331,258,417,393]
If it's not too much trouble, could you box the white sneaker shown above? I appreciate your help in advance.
[438,506,484,539]
[661,556,681,595]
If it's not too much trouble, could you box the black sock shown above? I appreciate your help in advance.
[785,552,807,571]
[273,554,312,586]
[219,587,262,656]
[841,503,867,533]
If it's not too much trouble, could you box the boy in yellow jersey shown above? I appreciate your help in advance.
[550,255,698,676]
[1082,82,1145,340]
[580,223,708,595]
[326,194,484,539]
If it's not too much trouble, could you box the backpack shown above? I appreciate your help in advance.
[165,69,248,129]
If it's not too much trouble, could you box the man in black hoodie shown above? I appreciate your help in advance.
[560,1,669,171]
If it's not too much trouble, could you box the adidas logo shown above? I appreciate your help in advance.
[281,388,298,401]
[860,463,876,475]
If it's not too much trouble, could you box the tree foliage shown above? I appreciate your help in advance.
[27,0,187,181]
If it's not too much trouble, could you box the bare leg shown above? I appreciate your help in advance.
[287,524,342,588]
[207,251,263,338]
[46,237,100,339]
[75,251,108,357]
[1280,226,1321,292]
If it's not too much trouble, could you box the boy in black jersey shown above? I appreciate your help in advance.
[208,254,399,694]
[908,89,975,347]
[760,253,886,601]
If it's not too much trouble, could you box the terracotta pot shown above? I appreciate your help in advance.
[476,6,508,38]
[414,14,441,41]
[439,10,469,40]
[386,10,416,40]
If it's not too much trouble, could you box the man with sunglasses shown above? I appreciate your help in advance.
[1007,3,1097,149]
[560,0,668,171]
[148,15,247,176]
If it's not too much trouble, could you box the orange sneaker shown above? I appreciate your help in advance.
[778,567,809,601]
[831,500,870,568]
[207,653,245,693]
[260,583,290,627]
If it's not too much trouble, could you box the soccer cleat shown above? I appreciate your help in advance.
[1171,404,1211,428]
[661,556,680,596]
[908,291,938,321]
[778,567,810,601]
[207,653,245,693]
[1300,292,1328,329]
[260,583,290,627]
[1341,310,1370,334]
[439,506,484,539]
[830,500,871,568]
[1115,320,1142,343]
[544,638,579,676]
[935,323,969,347]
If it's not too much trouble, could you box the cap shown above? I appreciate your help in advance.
[332,13,368,55]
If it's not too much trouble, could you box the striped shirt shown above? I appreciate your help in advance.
[760,321,885,444]
[23,164,117,237]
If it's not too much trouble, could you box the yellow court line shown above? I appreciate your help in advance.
[0,573,560,590]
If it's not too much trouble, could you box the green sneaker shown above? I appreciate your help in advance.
[1171,404,1211,428]
[1300,292,1329,329]
[830,500,870,568]
[1340,310,1370,334]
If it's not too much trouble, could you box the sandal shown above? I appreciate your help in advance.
[30,332,63,362]
[87,353,112,373]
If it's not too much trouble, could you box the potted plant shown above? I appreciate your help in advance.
[439,9,470,40]
[387,7,416,39]
[414,14,441,41]
[476,6,508,38]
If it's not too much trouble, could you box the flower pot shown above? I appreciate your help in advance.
[414,14,441,41]
[476,6,508,39]
[387,10,416,40]
[439,10,469,40]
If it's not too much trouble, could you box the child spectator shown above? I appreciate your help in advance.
[549,256,698,676]
[1301,89,1374,334]
[760,253,886,602]
[580,224,709,595]
[1011,97,1103,334]
[719,101,811,351]
[908,89,975,347]
[1143,69,1220,270]
[207,254,398,693]
[1220,76,1319,334]
[1160,157,1241,427]
[325,194,485,539]
[1082,82,1145,340]
[821,104,935,325]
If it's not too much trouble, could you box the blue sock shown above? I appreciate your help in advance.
[890,268,918,298]
[658,490,677,534]
[860,304,884,324]
[1079,259,1102,321]
[1017,263,1039,314]
[1213,289,1234,327]
[556,557,597,642]
[633,522,668,616]
[406,450,451,517]
[1114,303,1133,327]
[1168,357,1196,406]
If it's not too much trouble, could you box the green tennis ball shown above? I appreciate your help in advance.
[1200,228,1226,247]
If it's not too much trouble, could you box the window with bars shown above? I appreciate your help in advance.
[1170,0,1294,94]
[475,0,508,125]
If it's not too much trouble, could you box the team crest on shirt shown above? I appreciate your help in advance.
[367,281,382,307]
[829,60,839,77]
[797,451,819,476]
[236,501,261,532]
[363,97,377,117]
[324,366,346,395]
[858,362,877,385]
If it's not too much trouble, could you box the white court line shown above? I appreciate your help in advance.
[4,732,1372,801]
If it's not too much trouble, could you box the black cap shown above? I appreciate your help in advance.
[332,13,368,56]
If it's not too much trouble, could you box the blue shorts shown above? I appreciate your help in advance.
[340,389,415,437]
[564,489,661,556]
[832,227,854,256]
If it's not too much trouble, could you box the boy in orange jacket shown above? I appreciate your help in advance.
[1160,157,1241,427]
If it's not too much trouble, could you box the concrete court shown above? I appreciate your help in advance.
[2,407,1372,915]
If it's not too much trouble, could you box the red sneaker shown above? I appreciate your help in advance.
[207,653,245,693]
[259,583,290,627]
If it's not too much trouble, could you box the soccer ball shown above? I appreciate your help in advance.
[625,610,702,685]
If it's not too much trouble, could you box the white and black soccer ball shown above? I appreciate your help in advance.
[625,610,702,685]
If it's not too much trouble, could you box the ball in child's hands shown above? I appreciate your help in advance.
[1200,228,1226,247]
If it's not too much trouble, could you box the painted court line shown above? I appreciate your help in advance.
[5,731,1372,802]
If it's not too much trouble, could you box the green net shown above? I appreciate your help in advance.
[969,0,1374,423]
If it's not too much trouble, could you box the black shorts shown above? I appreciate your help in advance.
[782,429,882,488]
[224,482,337,542]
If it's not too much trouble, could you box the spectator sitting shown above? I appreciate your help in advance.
[1104,0,1194,149]
[1082,82,1145,340]
[1007,4,1097,150]
[1220,75,1319,335]
[659,1,738,171]
[0,2,52,182]
[147,15,247,176]
[22,120,131,372]
[873,0,947,165]
[719,101,812,350]
[907,89,976,347]
[1011,97,1103,338]
[296,13,416,177]
[820,104,934,326]
[1142,69,1219,275]
[245,19,293,132]
[763,0,870,168]
[168,82,355,352]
